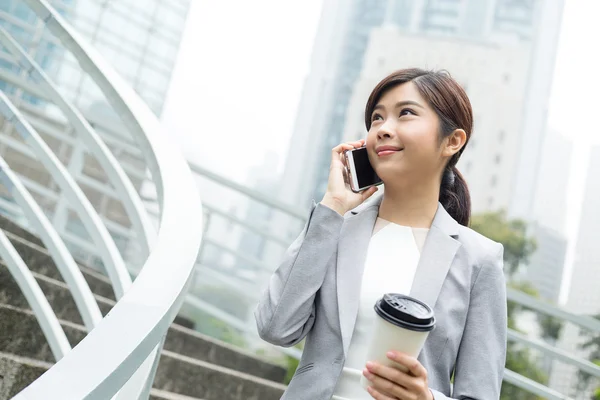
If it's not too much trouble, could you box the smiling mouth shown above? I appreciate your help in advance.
[377,148,403,157]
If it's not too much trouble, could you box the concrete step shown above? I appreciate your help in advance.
[150,388,204,400]
[1,220,195,329]
[0,352,51,399]
[0,263,113,326]
[0,299,286,383]
[0,214,45,248]
[0,228,117,301]
[0,305,286,399]
[0,227,286,382]
[0,352,205,400]
[154,350,286,400]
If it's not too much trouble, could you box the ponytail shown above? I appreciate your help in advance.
[439,166,471,226]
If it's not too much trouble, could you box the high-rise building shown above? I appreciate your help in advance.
[550,145,600,397]
[278,0,564,222]
[532,129,572,236]
[523,129,571,304]
[0,0,191,267]
[525,223,567,303]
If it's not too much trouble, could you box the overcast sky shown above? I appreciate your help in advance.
[161,0,323,182]
[161,1,600,304]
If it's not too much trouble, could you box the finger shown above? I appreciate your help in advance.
[387,352,428,378]
[365,362,413,390]
[350,139,365,148]
[364,369,413,399]
[332,143,356,154]
[331,146,353,167]
[360,186,379,201]
[366,386,396,400]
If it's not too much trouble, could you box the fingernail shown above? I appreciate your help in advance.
[363,369,373,380]
[386,351,395,359]
[366,361,374,369]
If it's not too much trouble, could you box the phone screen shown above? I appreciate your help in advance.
[352,147,381,189]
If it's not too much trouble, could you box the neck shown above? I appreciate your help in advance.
[379,179,440,228]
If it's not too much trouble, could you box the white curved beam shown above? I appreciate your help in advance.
[0,225,71,360]
[0,26,156,257]
[503,370,571,400]
[507,329,600,378]
[0,157,102,331]
[0,93,132,299]
[12,0,203,399]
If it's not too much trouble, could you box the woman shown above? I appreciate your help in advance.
[255,68,507,400]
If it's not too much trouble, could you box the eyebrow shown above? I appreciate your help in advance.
[373,100,425,112]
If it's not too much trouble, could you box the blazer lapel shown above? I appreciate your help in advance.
[336,197,381,355]
[409,204,461,309]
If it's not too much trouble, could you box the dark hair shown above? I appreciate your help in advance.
[364,68,472,226]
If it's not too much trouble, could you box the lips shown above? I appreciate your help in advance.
[376,145,403,156]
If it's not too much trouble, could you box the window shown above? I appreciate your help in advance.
[499,130,505,142]
[491,175,497,187]
[495,154,501,164]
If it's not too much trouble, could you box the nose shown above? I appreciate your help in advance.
[377,119,395,140]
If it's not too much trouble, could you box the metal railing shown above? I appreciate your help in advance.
[0,0,202,399]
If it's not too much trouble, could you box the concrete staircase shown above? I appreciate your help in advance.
[0,215,287,400]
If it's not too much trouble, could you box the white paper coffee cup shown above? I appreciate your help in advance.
[360,294,435,391]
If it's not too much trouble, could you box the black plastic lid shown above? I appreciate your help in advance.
[374,294,435,332]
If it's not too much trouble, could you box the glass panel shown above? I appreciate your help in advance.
[127,1,155,26]
[137,66,169,91]
[12,2,36,24]
[113,52,140,82]
[2,147,53,187]
[66,209,91,240]
[146,35,178,65]
[78,182,105,207]
[116,15,148,48]
[105,197,131,227]
[82,152,109,183]
[157,3,187,27]
[29,190,58,215]
[73,0,102,21]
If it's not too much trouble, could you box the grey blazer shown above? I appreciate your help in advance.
[255,196,507,400]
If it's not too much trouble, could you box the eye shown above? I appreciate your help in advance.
[399,108,416,117]
[371,113,383,122]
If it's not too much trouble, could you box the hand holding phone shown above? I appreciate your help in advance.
[320,140,380,216]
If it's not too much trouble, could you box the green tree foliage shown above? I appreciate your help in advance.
[575,314,600,397]
[470,211,537,278]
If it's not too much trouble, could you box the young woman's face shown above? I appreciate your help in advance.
[366,82,447,186]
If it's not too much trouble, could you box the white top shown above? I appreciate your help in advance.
[332,218,428,400]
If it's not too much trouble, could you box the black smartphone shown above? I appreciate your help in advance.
[344,146,383,193]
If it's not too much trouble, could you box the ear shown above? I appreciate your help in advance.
[442,129,467,157]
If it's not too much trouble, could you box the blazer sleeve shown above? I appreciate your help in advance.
[431,243,507,400]
[254,202,344,347]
